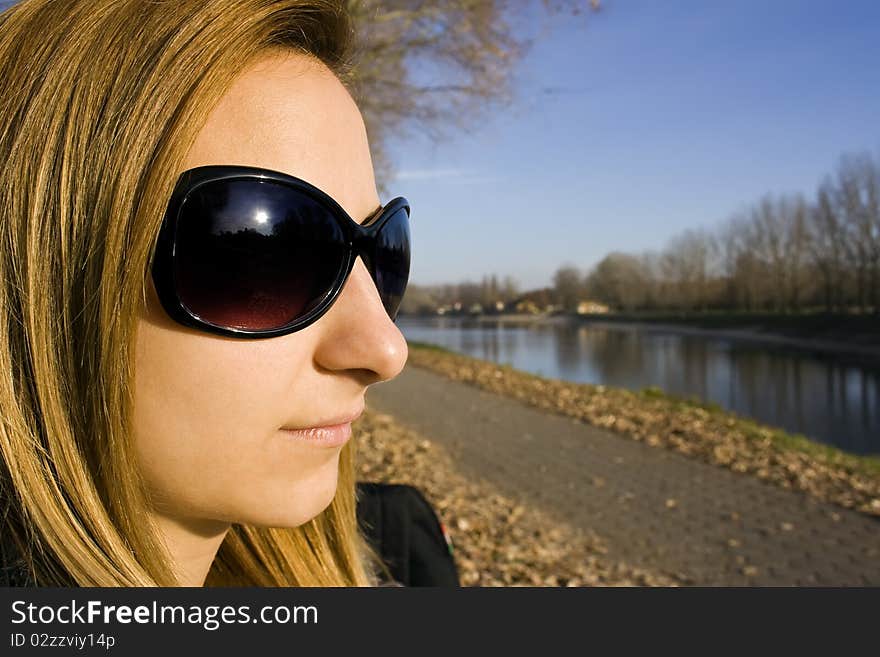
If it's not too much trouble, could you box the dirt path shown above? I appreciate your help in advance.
[366,364,880,585]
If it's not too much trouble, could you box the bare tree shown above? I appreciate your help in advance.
[552,263,584,311]
[398,283,439,314]
[832,153,880,312]
[586,252,649,311]
[659,229,712,311]
[751,195,789,311]
[784,194,811,311]
[346,1,601,192]
[810,180,848,311]
[749,194,813,312]
[716,213,750,308]
[500,275,520,302]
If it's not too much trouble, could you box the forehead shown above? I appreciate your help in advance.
[181,50,379,220]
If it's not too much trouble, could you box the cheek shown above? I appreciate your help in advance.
[131,317,339,527]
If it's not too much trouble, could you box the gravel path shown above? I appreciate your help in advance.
[366,364,880,586]
[355,411,676,586]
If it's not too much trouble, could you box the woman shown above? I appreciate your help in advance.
[0,0,410,586]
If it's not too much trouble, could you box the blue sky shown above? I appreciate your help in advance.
[384,0,880,291]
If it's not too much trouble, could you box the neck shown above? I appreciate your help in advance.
[148,510,230,586]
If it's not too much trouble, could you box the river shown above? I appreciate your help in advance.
[396,315,880,456]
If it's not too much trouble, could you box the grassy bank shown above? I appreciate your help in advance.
[406,340,880,517]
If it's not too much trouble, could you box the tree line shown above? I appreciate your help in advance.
[558,150,880,314]
[400,275,523,315]
[402,150,880,317]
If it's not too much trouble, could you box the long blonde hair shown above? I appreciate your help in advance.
[0,0,379,586]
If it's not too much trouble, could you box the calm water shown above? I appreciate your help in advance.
[396,316,880,456]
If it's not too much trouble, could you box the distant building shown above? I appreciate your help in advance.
[511,287,556,314]
[577,300,610,314]
[514,300,540,314]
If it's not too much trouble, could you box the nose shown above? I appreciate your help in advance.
[311,256,408,385]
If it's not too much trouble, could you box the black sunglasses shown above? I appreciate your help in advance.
[151,165,411,339]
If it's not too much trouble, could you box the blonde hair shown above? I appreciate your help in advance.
[0,0,379,586]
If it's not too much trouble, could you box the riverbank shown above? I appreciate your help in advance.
[405,341,880,518]
[577,312,880,361]
[354,409,678,586]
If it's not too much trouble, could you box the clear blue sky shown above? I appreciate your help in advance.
[384,0,880,291]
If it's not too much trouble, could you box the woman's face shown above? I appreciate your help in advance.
[133,52,408,536]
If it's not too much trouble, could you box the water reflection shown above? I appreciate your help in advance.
[398,317,880,456]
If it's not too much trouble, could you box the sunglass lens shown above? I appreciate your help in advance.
[372,206,411,319]
[173,180,346,331]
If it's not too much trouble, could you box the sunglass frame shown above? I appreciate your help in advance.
[151,164,411,339]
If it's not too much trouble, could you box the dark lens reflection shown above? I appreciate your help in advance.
[372,206,411,319]
[174,179,346,331]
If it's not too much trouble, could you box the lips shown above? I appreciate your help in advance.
[279,422,353,448]
[280,405,364,432]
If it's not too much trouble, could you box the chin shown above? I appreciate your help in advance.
[244,460,342,528]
